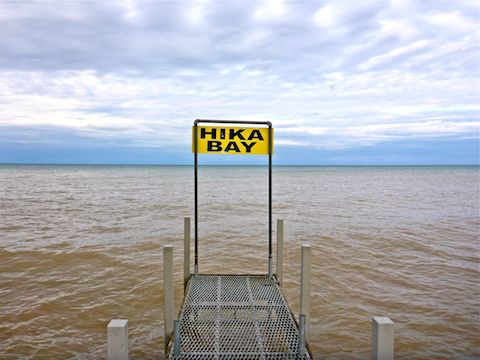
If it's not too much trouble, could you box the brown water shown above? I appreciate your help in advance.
[0,165,478,359]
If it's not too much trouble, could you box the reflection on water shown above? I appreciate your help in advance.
[0,165,479,359]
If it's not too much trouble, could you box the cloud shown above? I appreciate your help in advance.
[253,0,288,23]
[0,0,478,163]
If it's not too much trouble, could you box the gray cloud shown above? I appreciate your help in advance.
[0,0,478,152]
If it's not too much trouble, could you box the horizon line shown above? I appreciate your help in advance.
[1,163,478,167]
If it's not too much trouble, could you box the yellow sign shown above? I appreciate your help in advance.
[193,126,273,155]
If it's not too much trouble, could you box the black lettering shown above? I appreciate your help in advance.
[207,141,222,151]
[201,127,217,139]
[241,141,256,153]
[229,128,245,140]
[248,129,264,141]
[225,141,240,152]
[220,128,226,139]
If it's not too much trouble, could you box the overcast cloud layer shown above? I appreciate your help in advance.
[0,0,479,164]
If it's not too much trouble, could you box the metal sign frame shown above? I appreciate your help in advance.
[193,119,273,276]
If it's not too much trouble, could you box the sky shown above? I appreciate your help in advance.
[0,0,479,165]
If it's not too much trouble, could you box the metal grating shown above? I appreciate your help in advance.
[168,275,310,359]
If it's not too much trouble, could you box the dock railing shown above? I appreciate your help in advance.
[161,218,313,359]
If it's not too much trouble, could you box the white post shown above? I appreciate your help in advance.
[107,319,128,360]
[372,317,394,360]
[173,319,181,356]
[276,219,284,286]
[164,245,174,356]
[184,217,191,289]
[298,314,306,356]
[300,244,311,343]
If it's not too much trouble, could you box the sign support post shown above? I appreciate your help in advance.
[268,125,273,277]
[193,119,273,277]
[194,124,199,275]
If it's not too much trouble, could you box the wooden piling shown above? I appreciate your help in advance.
[300,244,311,343]
[107,319,128,360]
[276,219,284,286]
[163,245,174,356]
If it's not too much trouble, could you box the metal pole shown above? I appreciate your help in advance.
[276,219,284,286]
[298,314,306,357]
[184,217,191,289]
[163,245,174,356]
[194,124,199,275]
[300,244,311,343]
[173,319,181,356]
[268,124,273,277]
[194,119,273,125]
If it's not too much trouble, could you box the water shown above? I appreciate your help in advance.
[0,165,478,359]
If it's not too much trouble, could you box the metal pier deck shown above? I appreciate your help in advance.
[168,274,310,359]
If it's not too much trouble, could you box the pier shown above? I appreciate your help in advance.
[166,120,312,358]
[107,217,395,359]
[106,120,395,359]
[163,217,312,359]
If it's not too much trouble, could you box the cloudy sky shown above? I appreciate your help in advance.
[0,0,479,164]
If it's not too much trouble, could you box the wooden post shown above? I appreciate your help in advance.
[184,217,191,288]
[164,245,174,356]
[372,317,394,360]
[107,319,128,360]
[300,244,311,343]
[276,219,284,286]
